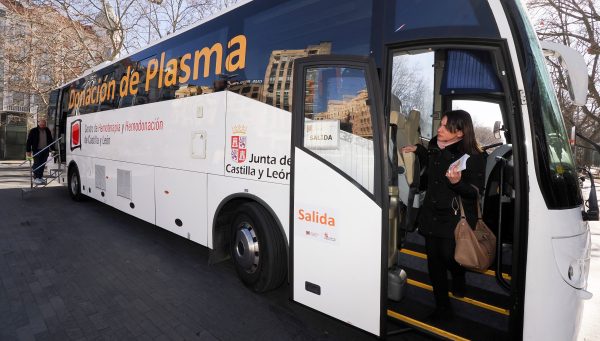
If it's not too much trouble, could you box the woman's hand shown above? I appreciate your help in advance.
[446,164,462,184]
[401,145,417,153]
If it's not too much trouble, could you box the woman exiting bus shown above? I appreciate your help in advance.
[402,110,486,320]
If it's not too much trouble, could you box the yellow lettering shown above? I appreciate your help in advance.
[68,89,76,109]
[130,71,140,95]
[158,52,165,88]
[194,43,223,79]
[179,53,191,83]
[120,66,131,97]
[226,35,247,72]
[100,83,108,102]
[164,58,178,87]
[107,80,116,100]
[145,58,159,91]
[85,87,92,106]
[65,36,248,107]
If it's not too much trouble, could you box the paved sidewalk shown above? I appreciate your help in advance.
[3,160,597,340]
[0,162,423,341]
[0,160,62,190]
[0,160,35,189]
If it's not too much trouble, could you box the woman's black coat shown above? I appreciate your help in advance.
[415,136,486,239]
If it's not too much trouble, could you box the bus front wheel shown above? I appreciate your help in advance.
[68,166,84,201]
[230,202,286,292]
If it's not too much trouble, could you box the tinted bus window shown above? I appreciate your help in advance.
[384,0,499,42]
[63,0,372,116]
[240,0,372,111]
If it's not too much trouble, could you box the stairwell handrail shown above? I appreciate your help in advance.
[19,136,63,167]
[19,137,63,188]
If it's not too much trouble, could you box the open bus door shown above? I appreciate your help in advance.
[289,56,387,337]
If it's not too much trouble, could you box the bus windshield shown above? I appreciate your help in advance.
[515,1,582,208]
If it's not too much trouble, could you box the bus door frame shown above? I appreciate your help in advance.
[382,40,529,338]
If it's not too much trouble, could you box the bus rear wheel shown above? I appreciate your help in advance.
[68,166,84,201]
[230,202,286,293]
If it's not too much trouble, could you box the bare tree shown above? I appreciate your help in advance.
[474,126,499,148]
[0,0,109,119]
[208,0,238,12]
[48,0,238,58]
[129,0,213,49]
[391,55,433,116]
[0,0,238,120]
[527,0,600,144]
[47,0,141,59]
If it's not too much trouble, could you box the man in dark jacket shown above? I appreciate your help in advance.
[26,118,54,185]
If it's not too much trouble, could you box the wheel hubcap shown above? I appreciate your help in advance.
[71,173,78,195]
[234,222,259,274]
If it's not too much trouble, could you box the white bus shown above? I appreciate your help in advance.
[47,0,594,339]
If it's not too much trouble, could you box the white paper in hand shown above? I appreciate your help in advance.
[449,153,470,172]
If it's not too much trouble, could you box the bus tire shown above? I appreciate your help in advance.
[68,166,84,202]
[230,202,286,293]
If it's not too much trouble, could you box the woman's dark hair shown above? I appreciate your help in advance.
[443,109,482,154]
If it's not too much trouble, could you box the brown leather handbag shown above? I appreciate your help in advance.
[454,193,496,272]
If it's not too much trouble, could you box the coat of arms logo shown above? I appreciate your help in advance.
[231,125,247,163]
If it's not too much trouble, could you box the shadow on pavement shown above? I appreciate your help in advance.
[0,174,427,340]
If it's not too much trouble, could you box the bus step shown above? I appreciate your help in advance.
[387,309,470,341]
[402,266,510,312]
[405,276,509,315]
[388,287,509,340]
[387,306,508,340]
[400,241,512,280]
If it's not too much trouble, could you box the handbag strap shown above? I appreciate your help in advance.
[458,197,466,218]
[457,185,482,220]
[470,184,482,220]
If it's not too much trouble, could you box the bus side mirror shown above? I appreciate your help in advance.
[493,120,502,139]
[575,133,600,221]
[580,168,599,221]
[541,41,588,106]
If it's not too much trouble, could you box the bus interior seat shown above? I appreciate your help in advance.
[484,144,512,185]
[395,109,421,234]
[397,109,421,185]
[396,109,421,201]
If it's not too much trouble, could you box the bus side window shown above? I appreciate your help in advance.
[118,67,137,109]
[303,66,375,193]
[92,72,116,112]
[135,56,157,105]
[390,50,435,140]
